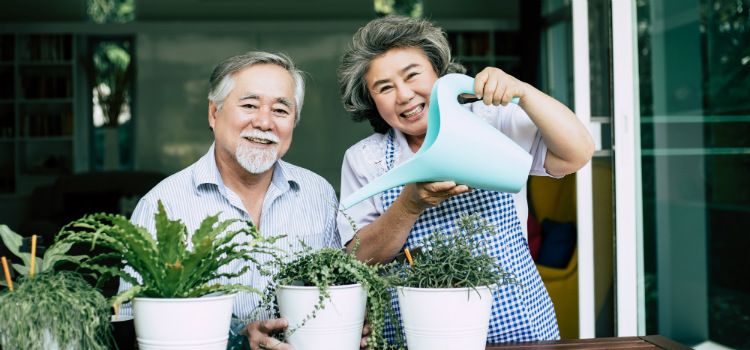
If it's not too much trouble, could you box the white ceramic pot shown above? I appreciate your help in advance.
[132,293,235,350]
[1,328,76,350]
[397,286,494,350]
[277,284,367,350]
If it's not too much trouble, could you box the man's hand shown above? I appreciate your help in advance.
[241,319,295,350]
[360,314,372,349]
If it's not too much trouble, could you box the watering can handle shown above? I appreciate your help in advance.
[453,74,520,104]
[339,74,526,210]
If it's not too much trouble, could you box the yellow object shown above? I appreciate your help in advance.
[528,159,615,339]
[536,247,579,338]
[404,248,414,266]
[30,235,37,277]
[2,256,13,291]
[528,174,578,339]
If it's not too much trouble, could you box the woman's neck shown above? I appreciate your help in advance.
[405,133,426,153]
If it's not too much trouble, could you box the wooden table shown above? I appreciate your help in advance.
[485,336,694,350]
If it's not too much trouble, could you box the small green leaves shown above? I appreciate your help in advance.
[262,239,400,349]
[0,271,114,350]
[387,212,522,291]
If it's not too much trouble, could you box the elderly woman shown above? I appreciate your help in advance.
[337,15,594,343]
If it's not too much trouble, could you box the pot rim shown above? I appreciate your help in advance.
[278,283,363,291]
[133,293,235,303]
[396,284,496,292]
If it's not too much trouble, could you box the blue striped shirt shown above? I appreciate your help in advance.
[118,143,341,320]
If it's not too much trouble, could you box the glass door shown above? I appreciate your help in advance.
[635,0,750,347]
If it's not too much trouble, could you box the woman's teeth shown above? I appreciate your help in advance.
[402,105,423,118]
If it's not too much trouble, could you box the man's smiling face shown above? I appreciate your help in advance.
[209,63,296,174]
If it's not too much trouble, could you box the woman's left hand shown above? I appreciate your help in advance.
[473,67,527,106]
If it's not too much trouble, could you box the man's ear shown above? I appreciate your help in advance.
[208,100,218,130]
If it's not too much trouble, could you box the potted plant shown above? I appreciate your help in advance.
[262,237,400,350]
[385,213,522,350]
[0,225,113,350]
[54,201,282,350]
[81,40,134,170]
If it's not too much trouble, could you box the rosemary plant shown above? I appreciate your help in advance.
[263,238,400,349]
[55,200,283,310]
[1,225,113,349]
[387,212,521,291]
[0,271,114,350]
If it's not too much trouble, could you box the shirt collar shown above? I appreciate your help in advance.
[270,159,300,192]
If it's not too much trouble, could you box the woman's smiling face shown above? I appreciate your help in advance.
[365,47,439,139]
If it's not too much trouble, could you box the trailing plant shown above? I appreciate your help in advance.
[0,225,113,349]
[386,212,522,292]
[55,200,283,311]
[262,235,402,349]
[0,270,114,350]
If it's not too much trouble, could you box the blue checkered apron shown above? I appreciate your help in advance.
[381,129,560,343]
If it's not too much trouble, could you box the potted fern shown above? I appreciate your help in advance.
[54,201,282,350]
[386,213,522,350]
[262,237,399,350]
[0,225,113,350]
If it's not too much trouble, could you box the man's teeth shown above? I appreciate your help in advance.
[402,105,423,118]
[247,137,272,144]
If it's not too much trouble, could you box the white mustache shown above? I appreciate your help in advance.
[240,129,279,143]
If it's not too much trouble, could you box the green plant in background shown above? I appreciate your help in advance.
[55,200,283,311]
[87,0,135,24]
[0,225,87,285]
[0,271,114,350]
[262,237,400,350]
[374,0,423,18]
[83,40,133,129]
[387,212,521,291]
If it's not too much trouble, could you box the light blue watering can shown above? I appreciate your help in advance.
[340,73,533,209]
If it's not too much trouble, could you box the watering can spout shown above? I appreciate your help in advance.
[340,158,425,209]
[340,74,533,210]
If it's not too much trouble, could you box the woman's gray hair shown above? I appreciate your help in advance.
[208,51,305,126]
[338,15,465,133]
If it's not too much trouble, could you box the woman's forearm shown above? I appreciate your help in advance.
[518,82,595,175]
[345,192,424,265]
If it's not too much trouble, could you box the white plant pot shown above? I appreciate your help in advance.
[132,293,235,350]
[1,328,75,350]
[277,284,367,350]
[397,286,494,350]
[41,329,76,350]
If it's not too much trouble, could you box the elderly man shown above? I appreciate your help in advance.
[121,52,340,350]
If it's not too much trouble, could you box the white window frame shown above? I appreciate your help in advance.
[611,0,644,336]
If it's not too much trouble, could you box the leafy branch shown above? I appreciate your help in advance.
[387,212,522,292]
[55,200,283,310]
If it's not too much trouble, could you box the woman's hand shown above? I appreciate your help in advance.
[473,67,527,106]
[242,319,294,350]
[401,181,472,214]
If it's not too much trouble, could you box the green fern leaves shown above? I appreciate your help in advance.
[55,200,282,308]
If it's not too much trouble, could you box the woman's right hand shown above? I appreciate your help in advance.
[401,181,473,214]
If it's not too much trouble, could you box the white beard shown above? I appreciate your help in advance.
[236,130,280,174]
